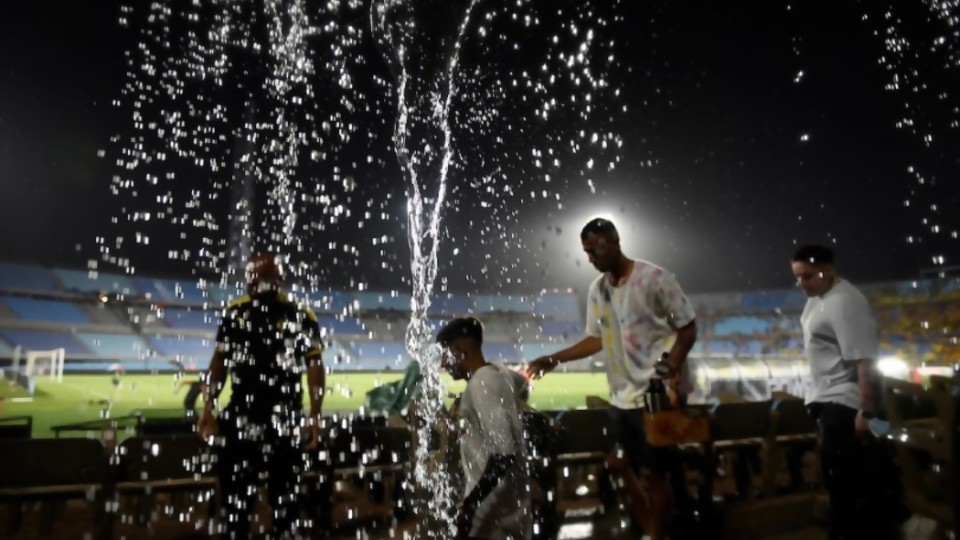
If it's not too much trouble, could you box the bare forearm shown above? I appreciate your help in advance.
[668,321,697,369]
[858,360,877,413]
[306,363,325,421]
[203,351,227,411]
[550,336,603,364]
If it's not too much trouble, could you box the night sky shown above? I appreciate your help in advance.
[0,0,957,296]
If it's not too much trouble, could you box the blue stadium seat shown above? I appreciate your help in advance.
[317,316,365,335]
[518,342,568,360]
[743,341,765,355]
[713,316,772,336]
[0,263,59,292]
[53,269,138,295]
[2,297,92,325]
[705,341,739,355]
[429,294,473,316]
[76,333,150,360]
[159,309,219,331]
[323,341,360,370]
[0,329,90,356]
[0,340,12,357]
[540,320,582,339]
[896,280,932,299]
[351,341,410,370]
[740,290,806,311]
[474,295,534,314]
[484,343,519,362]
[312,291,352,314]
[533,294,580,320]
[149,336,213,359]
[352,291,411,312]
[135,278,206,303]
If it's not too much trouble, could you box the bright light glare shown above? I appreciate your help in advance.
[877,356,909,378]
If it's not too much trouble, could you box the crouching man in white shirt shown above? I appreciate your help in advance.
[438,317,532,540]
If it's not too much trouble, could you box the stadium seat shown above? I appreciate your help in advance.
[0,329,91,356]
[351,291,411,312]
[0,438,109,536]
[483,343,519,363]
[712,316,772,336]
[53,268,138,295]
[474,294,535,314]
[115,435,217,526]
[533,293,580,321]
[76,332,151,360]
[0,263,59,292]
[428,294,473,316]
[351,341,411,370]
[0,339,13,357]
[158,309,219,330]
[2,296,93,325]
[149,335,213,360]
[311,290,352,314]
[317,315,366,336]
[539,320,582,340]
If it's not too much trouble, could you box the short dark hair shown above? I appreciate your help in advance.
[436,317,484,347]
[580,218,618,240]
[792,244,835,266]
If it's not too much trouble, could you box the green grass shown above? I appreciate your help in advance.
[1,371,609,438]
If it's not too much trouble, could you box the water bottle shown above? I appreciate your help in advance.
[646,353,672,413]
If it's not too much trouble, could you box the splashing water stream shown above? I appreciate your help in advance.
[372,1,480,537]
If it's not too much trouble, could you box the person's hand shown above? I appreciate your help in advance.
[305,423,322,451]
[854,410,871,438]
[526,356,558,380]
[197,409,216,442]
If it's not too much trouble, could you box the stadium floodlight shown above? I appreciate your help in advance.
[877,356,909,379]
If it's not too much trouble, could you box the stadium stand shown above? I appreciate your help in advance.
[2,261,959,375]
[2,297,92,325]
[0,329,91,356]
[76,333,151,360]
[0,263,59,292]
[428,293,473,316]
[53,268,138,295]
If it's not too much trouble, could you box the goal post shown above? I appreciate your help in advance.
[20,348,66,388]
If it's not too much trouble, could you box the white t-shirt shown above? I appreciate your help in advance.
[585,260,697,409]
[458,363,531,540]
[800,278,877,410]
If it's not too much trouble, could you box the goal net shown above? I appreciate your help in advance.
[6,347,65,394]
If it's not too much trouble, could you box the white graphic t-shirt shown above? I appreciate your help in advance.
[585,260,697,409]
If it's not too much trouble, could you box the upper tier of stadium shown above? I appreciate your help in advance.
[0,261,957,373]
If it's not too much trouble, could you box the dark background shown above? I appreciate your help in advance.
[0,0,956,295]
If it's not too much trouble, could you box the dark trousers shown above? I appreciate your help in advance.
[811,402,908,540]
[217,420,305,539]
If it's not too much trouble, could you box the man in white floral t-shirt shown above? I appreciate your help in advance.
[527,218,697,540]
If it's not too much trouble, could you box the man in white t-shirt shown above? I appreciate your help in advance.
[438,317,532,540]
[792,244,906,540]
[527,218,698,540]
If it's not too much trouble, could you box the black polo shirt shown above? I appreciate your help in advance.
[215,290,322,423]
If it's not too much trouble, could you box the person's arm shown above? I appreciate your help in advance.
[197,349,227,440]
[306,353,325,434]
[302,307,326,449]
[658,272,698,373]
[528,336,602,378]
[834,294,881,427]
[460,454,519,520]
[666,320,697,372]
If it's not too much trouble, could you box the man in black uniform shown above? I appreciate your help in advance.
[197,253,325,539]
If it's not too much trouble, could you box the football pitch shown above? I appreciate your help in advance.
[0,371,610,438]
